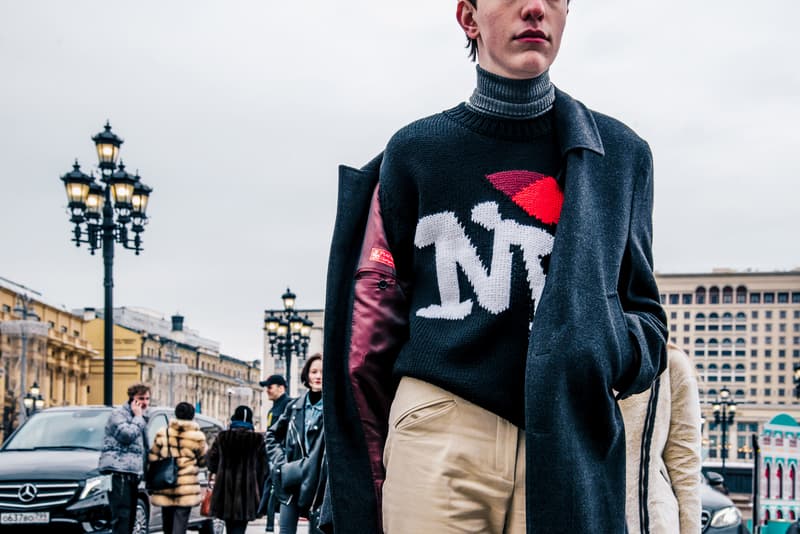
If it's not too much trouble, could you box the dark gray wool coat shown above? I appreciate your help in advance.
[322,88,668,534]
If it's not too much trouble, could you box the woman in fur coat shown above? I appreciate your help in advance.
[207,404,266,534]
[148,402,208,534]
[620,343,702,533]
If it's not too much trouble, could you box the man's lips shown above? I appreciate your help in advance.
[515,29,548,42]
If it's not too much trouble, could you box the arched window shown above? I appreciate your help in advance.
[736,338,746,347]
[695,338,705,346]
[735,364,746,372]
[736,312,747,321]
[765,463,771,498]
[709,286,720,304]
[709,363,718,372]
[736,285,748,304]
[696,312,707,321]
[778,463,784,499]
[722,363,732,371]
[709,338,719,348]
[709,313,720,322]
[722,312,733,322]
[696,363,705,371]
[695,286,706,304]
[708,388,718,397]
[722,338,733,347]
[790,464,796,500]
[723,286,734,303]
[734,389,745,400]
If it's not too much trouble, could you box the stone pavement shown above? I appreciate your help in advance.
[245,515,310,533]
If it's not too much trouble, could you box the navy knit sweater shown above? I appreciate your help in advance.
[378,103,563,428]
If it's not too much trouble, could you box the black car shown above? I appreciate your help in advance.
[0,406,225,534]
[701,472,749,533]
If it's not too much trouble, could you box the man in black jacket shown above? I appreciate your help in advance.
[259,374,291,532]
[322,0,667,532]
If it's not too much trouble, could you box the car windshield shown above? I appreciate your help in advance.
[3,409,110,451]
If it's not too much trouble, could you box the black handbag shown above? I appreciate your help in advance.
[145,415,179,490]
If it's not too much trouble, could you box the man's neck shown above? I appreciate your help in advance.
[467,65,555,120]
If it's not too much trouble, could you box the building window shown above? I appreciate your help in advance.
[669,294,679,305]
[778,388,785,396]
[670,324,677,332]
[750,388,757,396]
[766,324,772,332]
[683,324,690,331]
[684,311,691,319]
[723,286,733,303]
[766,311,773,319]
[752,310,759,319]
[764,388,771,396]
[659,294,666,304]
[765,349,772,357]
[60,325,67,333]
[792,292,800,303]
[764,292,775,303]
[780,323,786,332]
[695,350,705,356]
[752,324,759,332]
[750,376,757,383]
[779,376,785,384]
[765,336,772,344]
[696,313,706,322]
[682,294,692,305]
[751,337,758,344]
[751,349,758,357]
[765,363,772,371]
[695,287,706,304]
[670,311,677,320]
[709,286,720,304]
[779,336,785,345]
[778,292,788,303]
[750,293,761,304]
[683,337,690,345]
[1,304,9,313]
[750,362,757,370]
[779,363,786,370]
[696,324,706,331]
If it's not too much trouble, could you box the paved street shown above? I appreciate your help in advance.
[244,516,310,534]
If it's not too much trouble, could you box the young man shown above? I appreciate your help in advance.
[323,1,668,533]
[98,383,150,534]
[258,374,292,532]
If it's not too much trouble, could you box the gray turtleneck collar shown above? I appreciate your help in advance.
[467,65,555,120]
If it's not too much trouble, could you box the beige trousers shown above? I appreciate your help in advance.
[382,377,526,533]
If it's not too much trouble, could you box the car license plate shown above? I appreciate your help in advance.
[1,511,50,524]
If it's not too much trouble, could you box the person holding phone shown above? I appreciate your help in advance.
[98,382,151,534]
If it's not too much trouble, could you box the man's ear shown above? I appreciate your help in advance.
[456,1,479,40]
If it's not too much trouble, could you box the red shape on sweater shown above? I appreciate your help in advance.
[486,170,563,225]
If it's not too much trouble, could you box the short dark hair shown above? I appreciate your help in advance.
[127,383,150,401]
[300,353,323,389]
[175,402,195,421]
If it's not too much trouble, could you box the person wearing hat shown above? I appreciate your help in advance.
[257,374,293,532]
[206,405,266,534]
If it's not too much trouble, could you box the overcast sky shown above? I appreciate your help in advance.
[1,1,798,361]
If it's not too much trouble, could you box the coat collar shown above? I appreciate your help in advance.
[552,87,604,157]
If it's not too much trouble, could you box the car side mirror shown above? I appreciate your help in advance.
[706,471,725,488]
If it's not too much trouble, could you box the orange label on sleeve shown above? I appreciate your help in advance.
[369,247,395,269]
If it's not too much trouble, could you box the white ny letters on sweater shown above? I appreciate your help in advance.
[415,201,554,320]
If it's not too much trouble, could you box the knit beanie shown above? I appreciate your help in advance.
[231,405,253,424]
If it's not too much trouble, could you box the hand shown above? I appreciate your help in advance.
[131,399,144,417]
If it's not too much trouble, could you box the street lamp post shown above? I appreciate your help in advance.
[712,387,737,480]
[12,294,40,424]
[59,122,153,406]
[264,288,313,396]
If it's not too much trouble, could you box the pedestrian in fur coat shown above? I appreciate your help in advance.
[148,402,208,534]
[207,405,266,534]
[620,343,702,533]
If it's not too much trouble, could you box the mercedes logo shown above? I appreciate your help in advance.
[17,483,37,503]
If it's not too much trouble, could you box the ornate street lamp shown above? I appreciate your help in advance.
[23,382,45,417]
[264,288,313,396]
[59,122,153,406]
[712,387,737,479]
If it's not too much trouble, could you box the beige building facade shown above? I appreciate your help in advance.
[656,269,800,461]
[0,277,96,441]
[84,307,264,427]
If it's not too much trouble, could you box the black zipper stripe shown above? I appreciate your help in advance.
[638,378,660,533]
